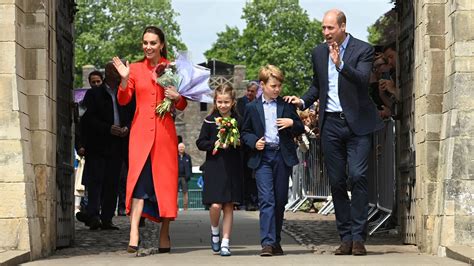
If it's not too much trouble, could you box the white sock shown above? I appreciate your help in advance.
[221,238,229,248]
[211,226,220,243]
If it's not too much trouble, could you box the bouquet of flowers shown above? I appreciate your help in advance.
[154,52,213,117]
[212,117,240,155]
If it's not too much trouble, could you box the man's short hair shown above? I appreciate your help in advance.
[246,81,259,89]
[259,64,284,84]
[336,10,346,26]
[325,9,346,26]
[88,70,103,82]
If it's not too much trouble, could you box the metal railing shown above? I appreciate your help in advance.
[287,120,396,235]
[286,138,331,213]
[178,189,205,210]
[368,119,396,235]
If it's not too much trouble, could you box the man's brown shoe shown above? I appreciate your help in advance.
[272,244,284,256]
[260,245,273,257]
[334,241,352,255]
[352,241,367,256]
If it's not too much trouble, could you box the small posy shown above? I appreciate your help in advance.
[212,117,240,155]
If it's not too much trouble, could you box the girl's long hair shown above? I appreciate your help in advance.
[209,83,237,117]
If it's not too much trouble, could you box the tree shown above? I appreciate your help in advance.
[205,0,323,96]
[367,8,397,46]
[74,0,186,88]
[204,26,243,64]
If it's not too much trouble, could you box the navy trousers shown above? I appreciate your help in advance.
[84,154,122,222]
[255,148,291,247]
[321,114,372,242]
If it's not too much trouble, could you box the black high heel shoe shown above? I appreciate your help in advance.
[127,240,141,255]
[158,236,171,253]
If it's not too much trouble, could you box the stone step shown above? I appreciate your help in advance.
[446,245,474,265]
[0,250,30,266]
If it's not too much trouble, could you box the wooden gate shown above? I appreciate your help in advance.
[55,0,76,248]
[396,0,417,245]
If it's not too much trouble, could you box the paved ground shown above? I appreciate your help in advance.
[23,210,467,265]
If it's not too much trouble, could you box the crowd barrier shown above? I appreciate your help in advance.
[178,189,205,210]
[368,119,396,234]
[286,138,331,213]
[287,119,396,235]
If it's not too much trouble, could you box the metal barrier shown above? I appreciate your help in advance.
[286,151,304,211]
[367,146,378,217]
[368,119,396,235]
[286,138,332,213]
[287,120,397,236]
[178,189,205,210]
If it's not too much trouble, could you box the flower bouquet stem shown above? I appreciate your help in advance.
[155,98,173,118]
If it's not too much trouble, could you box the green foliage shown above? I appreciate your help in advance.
[204,26,243,64]
[204,0,323,96]
[367,9,396,46]
[74,0,186,88]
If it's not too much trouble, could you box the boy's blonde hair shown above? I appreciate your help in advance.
[258,64,284,84]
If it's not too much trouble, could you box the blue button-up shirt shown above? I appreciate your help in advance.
[262,96,279,144]
[326,34,350,112]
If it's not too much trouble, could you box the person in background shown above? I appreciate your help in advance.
[79,63,129,230]
[237,81,259,211]
[178,143,192,210]
[74,70,105,222]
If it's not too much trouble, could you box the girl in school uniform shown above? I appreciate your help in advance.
[196,84,243,256]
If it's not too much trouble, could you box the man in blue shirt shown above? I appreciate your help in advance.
[285,9,383,256]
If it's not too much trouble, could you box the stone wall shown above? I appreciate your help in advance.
[0,0,58,259]
[413,0,473,254]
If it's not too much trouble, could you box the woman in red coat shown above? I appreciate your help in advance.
[113,26,187,253]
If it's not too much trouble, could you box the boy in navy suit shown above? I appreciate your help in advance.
[241,65,305,256]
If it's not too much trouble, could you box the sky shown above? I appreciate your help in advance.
[171,0,395,63]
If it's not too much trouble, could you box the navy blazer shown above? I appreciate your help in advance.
[302,35,383,136]
[81,84,127,157]
[241,96,305,169]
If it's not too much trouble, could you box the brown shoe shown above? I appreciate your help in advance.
[334,241,352,255]
[272,244,284,256]
[352,241,367,256]
[260,245,273,257]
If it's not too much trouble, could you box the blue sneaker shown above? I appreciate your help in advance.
[220,246,231,256]
[211,233,220,253]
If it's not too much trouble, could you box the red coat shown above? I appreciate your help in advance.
[117,58,187,221]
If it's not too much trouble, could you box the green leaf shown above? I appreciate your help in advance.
[74,0,186,88]
[204,0,323,96]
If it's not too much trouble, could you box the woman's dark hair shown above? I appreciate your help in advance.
[142,26,167,59]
